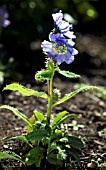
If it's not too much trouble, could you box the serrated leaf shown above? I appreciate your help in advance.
[57,69,80,79]
[53,86,99,107]
[47,153,63,165]
[33,110,45,122]
[52,111,69,128]
[59,137,68,143]
[50,130,62,142]
[97,86,106,100]
[4,135,32,147]
[0,151,22,161]
[3,83,47,98]
[35,70,52,82]
[25,147,45,167]
[47,143,66,165]
[0,105,32,128]
[74,83,106,100]
[25,122,49,142]
[68,136,84,149]
[52,114,77,130]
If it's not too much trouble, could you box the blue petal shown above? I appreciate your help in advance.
[41,40,52,52]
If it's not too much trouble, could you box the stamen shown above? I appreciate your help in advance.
[53,42,67,55]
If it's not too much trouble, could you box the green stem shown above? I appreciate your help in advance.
[47,68,54,124]
[47,78,53,124]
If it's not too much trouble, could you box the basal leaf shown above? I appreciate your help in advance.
[47,153,63,165]
[0,151,22,161]
[3,83,47,98]
[53,86,99,107]
[52,111,69,128]
[70,148,80,161]
[68,136,84,149]
[33,110,45,122]
[4,135,32,147]
[25,147,45,167]
[50,130,62,142]
[47,143,66,165]
[0,105,32,128]
[26,122,49,142]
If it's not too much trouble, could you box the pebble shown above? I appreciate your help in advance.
[3,144,9,149]
[87,162,97,169]
[103,112,106,116]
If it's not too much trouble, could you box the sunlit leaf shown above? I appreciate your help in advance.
[0,151,22,161]
[4,135,33,147]
[3,83,47,98]
[33,110,45,122]
[0,105,32,128]
[35,70,53,82]
[52,111,69,128]
[53,86,99,107]
[52,114,77,130]
[57,68,80,79]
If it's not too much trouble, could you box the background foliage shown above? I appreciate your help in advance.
[0,0,105,80]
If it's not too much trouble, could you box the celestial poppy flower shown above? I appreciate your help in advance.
[41,33,78,65]
[52,10,76,39]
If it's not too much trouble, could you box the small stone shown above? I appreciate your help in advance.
[3,145,9,149]
[99,101,105,107]
[87,162,97,169]
[97,157,102,162]
[103,112,106,116]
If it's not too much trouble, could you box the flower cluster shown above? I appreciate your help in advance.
[0,6,10,28]
[41,10,78,65]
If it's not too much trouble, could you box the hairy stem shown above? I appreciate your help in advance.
[47,62,54,124]
[47,77,53,124]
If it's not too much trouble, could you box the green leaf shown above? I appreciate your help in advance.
[97,86,106,100]
[0,151,22,161]
[27,115,36,133]
[74,83,106,100]
[4,135,33,147]
[52,114,78,130]
[3,83,47,98]
[33,110,45,122]
[50,130,62,142]
[68,136,84,149]
[25,122,49,142]
[53,86,99,107]
[25,147,45,167]
[52,111,69,128]
[35,70,53,82]
[47,143,66,165]
[0,105,32,128]
[56,67,80,79]
[70,148,80,161]
[59,137,68,143]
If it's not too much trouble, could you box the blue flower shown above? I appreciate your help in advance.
[52,10,76,39]
[0,7,10,27]
[41,33,78,65]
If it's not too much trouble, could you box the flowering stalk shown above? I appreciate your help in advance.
[47,64,54,124]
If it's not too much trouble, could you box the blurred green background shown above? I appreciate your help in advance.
[0,0,106,83]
